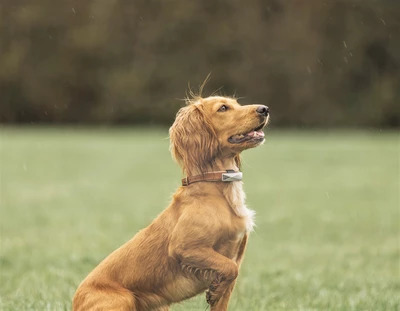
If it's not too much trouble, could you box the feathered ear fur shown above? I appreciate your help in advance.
[169,104,220,175]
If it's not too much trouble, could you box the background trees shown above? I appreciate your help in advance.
[1,0,398,127]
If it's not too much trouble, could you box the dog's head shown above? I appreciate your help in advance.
[169,96,269,174]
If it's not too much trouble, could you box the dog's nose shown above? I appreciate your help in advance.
[256,105,269,116]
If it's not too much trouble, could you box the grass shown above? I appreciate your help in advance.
[0,127,399,311]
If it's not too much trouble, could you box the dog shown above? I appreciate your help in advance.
[73,95,269,311]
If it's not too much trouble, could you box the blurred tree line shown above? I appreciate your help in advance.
[0,0,399,127]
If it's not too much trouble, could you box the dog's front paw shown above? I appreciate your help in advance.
[205,277,223,306]
[206,288,218,306]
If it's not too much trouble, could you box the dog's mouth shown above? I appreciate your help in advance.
[228,122,266,144]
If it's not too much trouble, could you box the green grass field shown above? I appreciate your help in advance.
[0,127,399,311]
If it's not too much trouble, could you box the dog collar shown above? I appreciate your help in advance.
[182,170,242,186]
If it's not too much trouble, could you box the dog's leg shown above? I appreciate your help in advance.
[169,210,248,307]
[73,284,137,311]
[208,234,248,311]
[173,247,238,307]
[208,282,234,311]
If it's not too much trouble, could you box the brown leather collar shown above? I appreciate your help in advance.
[182,170,242,186]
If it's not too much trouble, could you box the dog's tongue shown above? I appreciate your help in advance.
[231,130,265,141]
[247,130,265,138]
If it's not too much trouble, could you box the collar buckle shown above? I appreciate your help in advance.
[221,171,243,182]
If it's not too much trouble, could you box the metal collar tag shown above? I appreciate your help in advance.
[221,171,243,182]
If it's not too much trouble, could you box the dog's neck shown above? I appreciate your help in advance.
[213,157,239,172]
[183,156,255,232]
[185,157,239,177]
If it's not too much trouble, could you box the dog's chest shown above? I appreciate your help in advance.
[223,182,255,232]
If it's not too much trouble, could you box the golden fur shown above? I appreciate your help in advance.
[73,96,269,311]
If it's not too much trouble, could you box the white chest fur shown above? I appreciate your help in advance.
[223,182,255,232]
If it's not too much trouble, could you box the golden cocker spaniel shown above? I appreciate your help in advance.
[73,95,269,311]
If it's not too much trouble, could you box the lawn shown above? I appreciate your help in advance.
[0,127,399,311]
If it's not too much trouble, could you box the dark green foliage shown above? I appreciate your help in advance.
[1,1,399,126]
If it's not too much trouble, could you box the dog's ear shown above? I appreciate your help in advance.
[169,104,220,175]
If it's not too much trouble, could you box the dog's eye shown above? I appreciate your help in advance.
[218,105,228,112]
